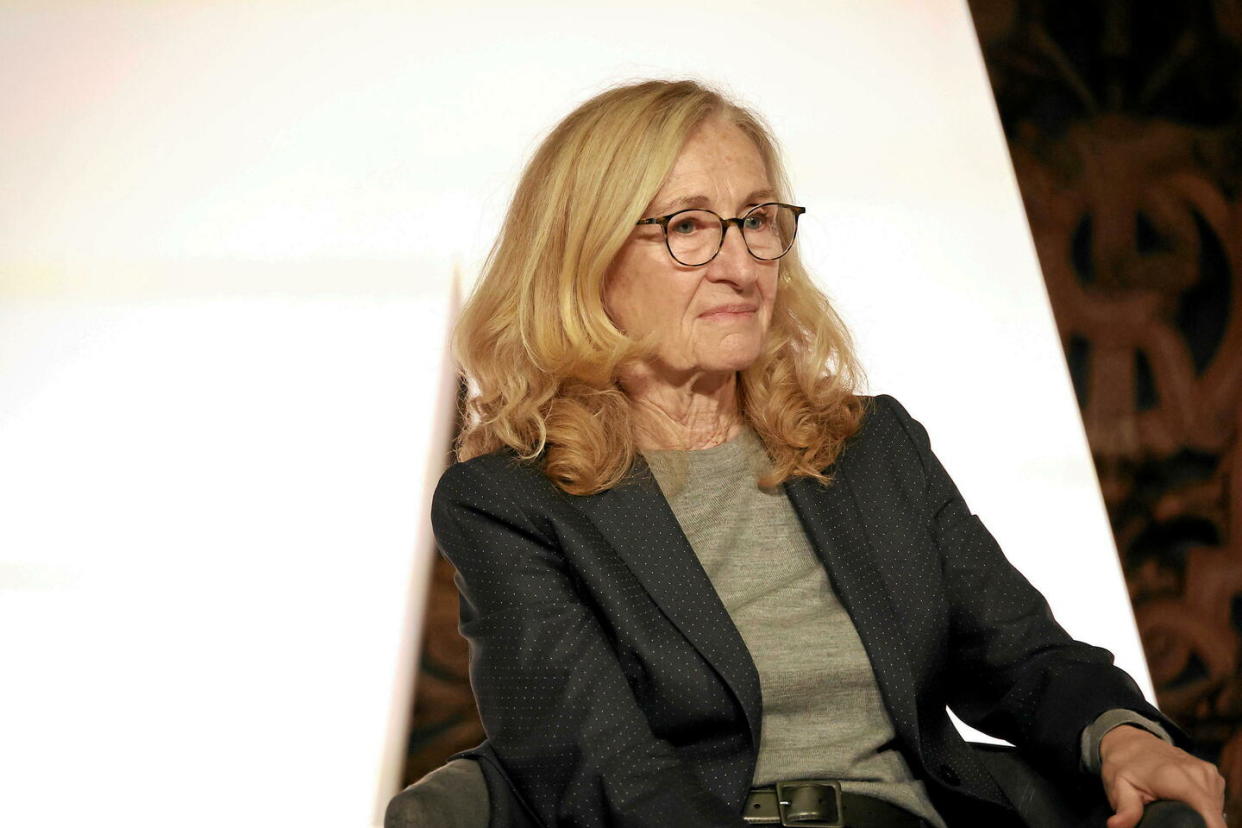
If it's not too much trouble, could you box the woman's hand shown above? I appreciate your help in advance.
[1100,725,1226,828]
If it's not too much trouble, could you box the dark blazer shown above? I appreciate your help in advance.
[431,394,1178,827]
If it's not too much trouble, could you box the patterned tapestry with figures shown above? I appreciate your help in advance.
[969,0,1242,816]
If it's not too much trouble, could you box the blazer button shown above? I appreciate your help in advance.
[938,764,961,786]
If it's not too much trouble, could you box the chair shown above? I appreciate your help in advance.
[385,759,488,828]
[386,748,1207,828]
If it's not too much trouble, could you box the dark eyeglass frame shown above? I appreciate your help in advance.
[635,201,807,267]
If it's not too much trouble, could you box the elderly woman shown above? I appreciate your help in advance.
[429,80,1224,827]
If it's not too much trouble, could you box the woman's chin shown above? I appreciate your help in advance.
[700,336,764,373]
[697,349,763,375]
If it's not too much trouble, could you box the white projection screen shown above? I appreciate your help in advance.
[1,2,1153,826]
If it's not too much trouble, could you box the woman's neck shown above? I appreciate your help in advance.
[621,365,743,451]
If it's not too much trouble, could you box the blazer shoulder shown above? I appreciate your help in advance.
[841,393,928,462]
[854,392,916,432]
[438,449,539,484]
[830,393,943,509]
[435,450,550,500]
[432,450,566,530]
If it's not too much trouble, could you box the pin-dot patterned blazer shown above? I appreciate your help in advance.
[430,394,1175,827]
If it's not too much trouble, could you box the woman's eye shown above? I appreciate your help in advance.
[671,219,698,235]
[744,214,768,230]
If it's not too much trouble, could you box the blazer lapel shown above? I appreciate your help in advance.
[784,471,922,753]
[571,462,763,752]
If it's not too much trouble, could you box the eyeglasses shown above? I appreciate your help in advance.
[635,202,806,267]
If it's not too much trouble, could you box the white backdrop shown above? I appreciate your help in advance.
[1,2,1149,826]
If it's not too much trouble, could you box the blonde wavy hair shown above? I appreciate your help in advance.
[454,79,866,495]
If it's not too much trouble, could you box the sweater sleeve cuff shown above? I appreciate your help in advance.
[1080,708,1173,773]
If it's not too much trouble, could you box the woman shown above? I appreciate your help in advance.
[431,80,1224,827]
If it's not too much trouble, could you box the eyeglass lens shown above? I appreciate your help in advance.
[666,203,799,266]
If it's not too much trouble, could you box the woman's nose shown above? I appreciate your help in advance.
[707,223,759,285]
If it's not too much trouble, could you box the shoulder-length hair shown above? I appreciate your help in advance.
[454,79,865,495]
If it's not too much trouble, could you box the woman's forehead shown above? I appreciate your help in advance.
[649,120,772,214]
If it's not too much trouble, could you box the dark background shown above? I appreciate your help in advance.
[968,0,1241,818]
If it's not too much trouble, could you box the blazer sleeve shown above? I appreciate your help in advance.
[876,394,1187,778]
[432,458,747,828]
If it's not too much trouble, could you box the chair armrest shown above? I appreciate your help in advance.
[385,758,490,828]
[1137,800,1206,828]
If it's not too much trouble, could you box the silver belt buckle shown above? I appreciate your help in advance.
[775,780,844,828]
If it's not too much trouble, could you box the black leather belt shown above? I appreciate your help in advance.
[742,780,930,827]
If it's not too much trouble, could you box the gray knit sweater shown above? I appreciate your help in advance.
[644,428,947,827]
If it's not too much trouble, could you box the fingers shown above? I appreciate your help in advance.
[1186,771,1228,828]
[1158,760,1227,828]
[1200,770,1228,828]
[1200,808,1227,828]
[1107,781,1145,828]
[1140,768,1227,828]
[1099,729,1228,828]
[1190,799,1227,828]
[1100,729,1228,828]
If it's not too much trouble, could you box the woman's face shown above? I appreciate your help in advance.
[605,117,779,378]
